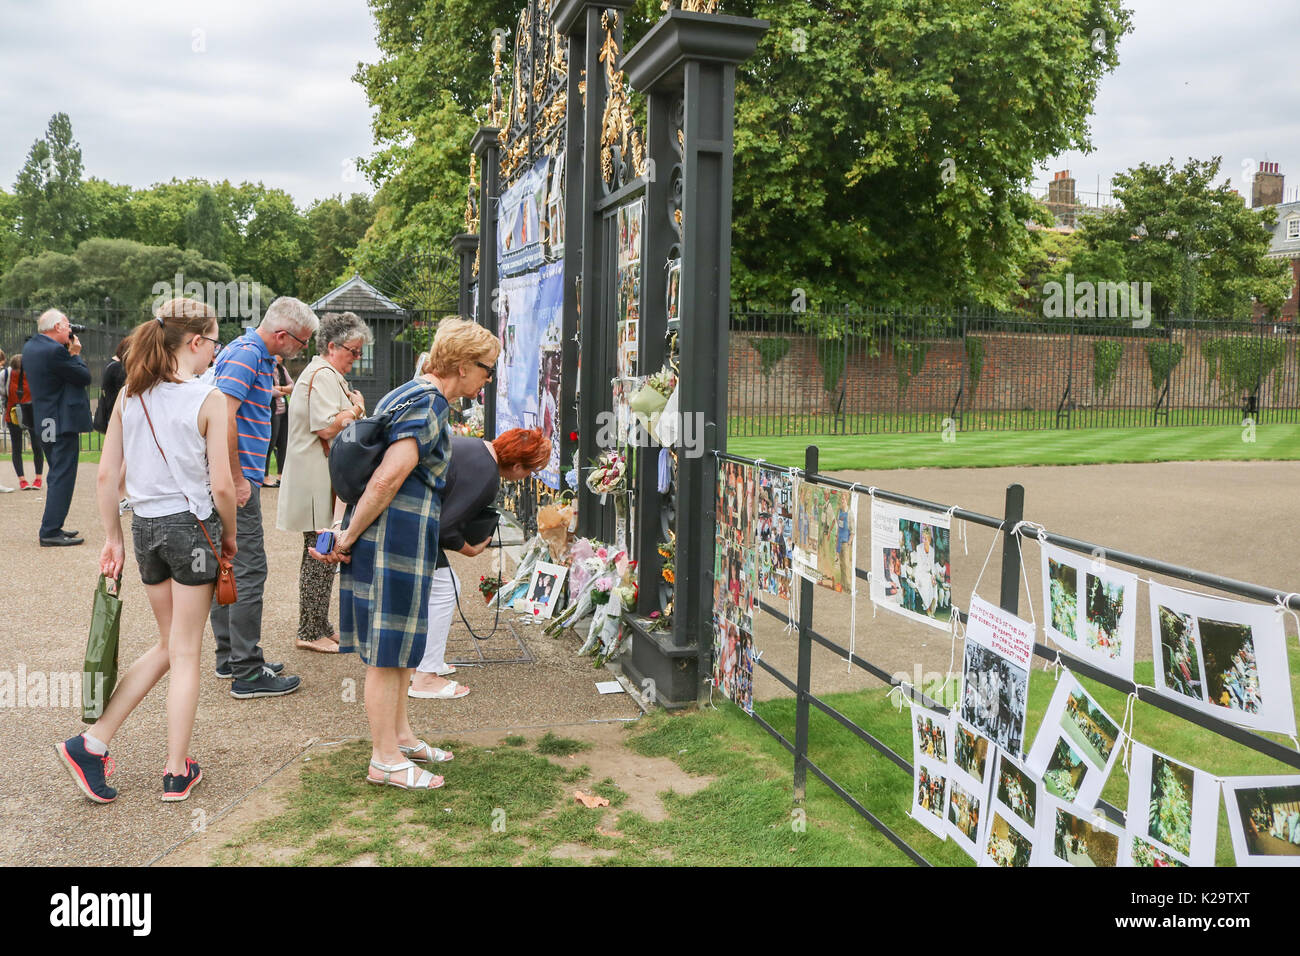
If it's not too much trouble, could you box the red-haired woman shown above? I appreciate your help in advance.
[408,427,551,700]
[57,299,236,803]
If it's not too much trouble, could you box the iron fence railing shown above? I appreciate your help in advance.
[728,309,1300,437]
[715,445,1300,866]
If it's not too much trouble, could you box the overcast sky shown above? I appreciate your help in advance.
[1,0,1298,209]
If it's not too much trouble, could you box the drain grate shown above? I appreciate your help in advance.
[445,618,534,665]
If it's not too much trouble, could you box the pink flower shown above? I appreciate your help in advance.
[595,576,613,592]
[650,611,660,619]
[597,548,608,560]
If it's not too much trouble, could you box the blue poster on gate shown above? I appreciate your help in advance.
[498,156,549,276]
[535,260,564,489]
[495,271,541,434]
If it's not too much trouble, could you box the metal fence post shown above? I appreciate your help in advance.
[793,444,817,802]
[998,483,1025,615]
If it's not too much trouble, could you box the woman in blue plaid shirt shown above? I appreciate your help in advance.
[312,317,499,790]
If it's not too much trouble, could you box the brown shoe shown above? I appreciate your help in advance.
[296,637,339,653]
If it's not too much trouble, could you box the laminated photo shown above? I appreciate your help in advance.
[711,613,754,714]
[908,704,951,839]
[792,479,857,592]
[1221,775,1300,866]
[870,499,952,631]
[755,467,794,601]
[523,561,568,619]
[1123,742,1219,867]
[716,459,756,549]
[1025,671,1122,808]
[1040,794,1123,868]
[981,751,1041,867]
[1148,583,1296,736]
[946,716,995,860]
[959,595,1034,756]
[1039,542,1137,681]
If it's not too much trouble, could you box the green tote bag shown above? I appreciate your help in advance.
[81,575,122,723]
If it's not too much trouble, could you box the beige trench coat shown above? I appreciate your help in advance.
[276,356,352,532]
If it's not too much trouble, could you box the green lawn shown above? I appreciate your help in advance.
[728,423,1300,471]
[208,641,1299,866]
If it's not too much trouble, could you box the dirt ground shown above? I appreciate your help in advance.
[0,466,639,866]
[3,459,1297,865]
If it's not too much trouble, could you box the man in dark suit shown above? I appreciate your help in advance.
[22,309,93,546]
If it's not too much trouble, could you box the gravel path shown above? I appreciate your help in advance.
[0,466,638,866]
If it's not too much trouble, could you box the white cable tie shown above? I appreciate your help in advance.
[1289,734,1299,754]
[1276,593,1300,647]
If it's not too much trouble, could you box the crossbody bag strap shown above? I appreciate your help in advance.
[305,364,347,457]
[137,395,222,560]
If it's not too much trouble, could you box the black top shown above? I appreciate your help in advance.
[436,436,500,568]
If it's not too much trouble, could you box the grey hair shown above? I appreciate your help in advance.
[259,297,319,338]
[316,311,374,354]
[37,309,67,332]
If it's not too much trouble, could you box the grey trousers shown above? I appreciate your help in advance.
[210,489,268,680]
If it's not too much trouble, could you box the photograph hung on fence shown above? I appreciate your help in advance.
[712,458,757,713]
[909,704,952,839]
[869,499,952,629]
[535,260,564,488]
[1123,742,1219,867]
[1148,582,1296,736]
[756,466,795,601]
[1221,775,1300,866]
[711,613,754,714]
[498,155,548,275]
[981,751,1041,867]
[959,595,1034,756]
[1040,794,1123,868]
[792,479,857,592]
[495,271,542,435]
[945,716,994,860]
[1025,671,1123,808]
[615,199,643,380]
[1039,542,1138,681]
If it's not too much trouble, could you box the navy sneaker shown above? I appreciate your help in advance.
[57,735,117,803]
[162,758,202,802]
[216,660,283,679]
[231,666,302,699]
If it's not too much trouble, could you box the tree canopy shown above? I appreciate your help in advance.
[352,0,1131,311]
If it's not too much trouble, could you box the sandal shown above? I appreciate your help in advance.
[297,637,339,653]
[407,680,470,700]
[366,758,443,790]
[400,740,453,763]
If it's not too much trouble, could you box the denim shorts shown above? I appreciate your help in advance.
[132,511,223,587]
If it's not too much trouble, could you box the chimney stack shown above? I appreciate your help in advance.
[1047,169,1077,227]
[1252,161,1284,208]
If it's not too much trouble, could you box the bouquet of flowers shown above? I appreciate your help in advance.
[546,541,626,638]
[585,450,628,497]
[487,535,551,610]
[451,401,486,438]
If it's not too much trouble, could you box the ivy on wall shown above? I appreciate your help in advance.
[750,336,791,376]
[1092,340,1123,397]
[965,336,985,393]
[1145,341,1185,393]
[1200,336,1286,400]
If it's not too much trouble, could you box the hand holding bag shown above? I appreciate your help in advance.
[82,575,122,723]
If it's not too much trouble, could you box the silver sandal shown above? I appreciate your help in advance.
[366,758,443,789]
[399,740,453,763]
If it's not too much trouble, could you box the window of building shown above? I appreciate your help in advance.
[1288,217,1300,240]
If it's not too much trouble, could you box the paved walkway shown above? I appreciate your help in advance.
[0,465,638,866]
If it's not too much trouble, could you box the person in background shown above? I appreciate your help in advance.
[263,354,294,487]
[5,353,45,492]
[276,310,371,653]
[22,310,92,544]
[310,317,499,790]
[208,297,318,698]
[409,428,550,699]
[94,337,131,434]
[0,349,11,492]
[56,298,236,803]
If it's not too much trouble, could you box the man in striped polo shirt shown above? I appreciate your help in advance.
[210,297,319,698]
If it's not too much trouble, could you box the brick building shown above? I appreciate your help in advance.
[1251,162,1300,324]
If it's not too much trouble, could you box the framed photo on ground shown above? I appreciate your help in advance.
[524,562,568,618]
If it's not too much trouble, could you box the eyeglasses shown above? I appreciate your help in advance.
[199,335,222,350]
[280,329,310,349]
[340,344,364,359]
[475,361,496,380]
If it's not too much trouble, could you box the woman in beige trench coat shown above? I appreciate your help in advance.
[277,311,372,652]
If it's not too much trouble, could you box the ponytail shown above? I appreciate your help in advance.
[125,298,218,397]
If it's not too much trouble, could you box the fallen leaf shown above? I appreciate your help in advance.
[574,790,610,809]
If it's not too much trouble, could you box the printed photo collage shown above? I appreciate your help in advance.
[712,459,757,714]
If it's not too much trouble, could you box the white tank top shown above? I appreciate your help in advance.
[122,379,219,519]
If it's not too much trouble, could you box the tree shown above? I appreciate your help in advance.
[13,112,89,255]
[0,188,22,277]
[1070,157,1292,320]
[240,189,305,296]
[353,0,1129,310]
[185,187,226,261]
[297,193,375,302]
[82,178,136,243]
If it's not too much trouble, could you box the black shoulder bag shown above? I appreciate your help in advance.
[329,383,436,505]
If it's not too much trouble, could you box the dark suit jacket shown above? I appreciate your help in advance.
[21,333,93,436]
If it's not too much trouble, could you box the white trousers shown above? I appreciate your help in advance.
[417,565,460,674]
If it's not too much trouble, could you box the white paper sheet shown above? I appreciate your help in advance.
[1220,774,1300,867]
[869,499,953,631]
[1039,542,1138,682]
[1123,742,1219,867]
[946,716,996,860]
[960,595,1035,756]
[1038,794,1125,867]
[908,704,951,840]
[1025,670,1123,809]
[980,750,1042,867]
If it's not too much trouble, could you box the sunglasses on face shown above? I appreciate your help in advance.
[475,361,496,380]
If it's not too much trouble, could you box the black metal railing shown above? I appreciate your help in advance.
[714,445,1300,866]
[728,309,1300,437]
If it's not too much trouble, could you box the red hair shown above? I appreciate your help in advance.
[493,427,551,471]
